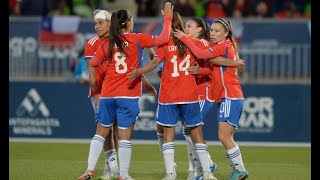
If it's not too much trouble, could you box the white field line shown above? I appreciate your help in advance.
[9,138,310,147]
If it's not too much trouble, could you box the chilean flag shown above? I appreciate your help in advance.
[39,16,80,48]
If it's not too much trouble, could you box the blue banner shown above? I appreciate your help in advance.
[9,82,311,142]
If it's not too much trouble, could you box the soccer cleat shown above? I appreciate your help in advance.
[78,170,94,180]
[97,167,120,180]
[97,176,118,180]
[194,171,203,180]
[210,162,218,173]
[203,171,218,180]
[97,172,119,180]
[162,173,176,180]
[117,176,135,180]
[228,169,249,180]
[195,162,218,180]
[187,170,196,180]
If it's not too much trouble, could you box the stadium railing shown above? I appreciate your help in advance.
[9,17,311,84]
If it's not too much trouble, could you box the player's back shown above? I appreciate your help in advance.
[211,40,243,102]
[156,38,199,104]
[101,33,156,97]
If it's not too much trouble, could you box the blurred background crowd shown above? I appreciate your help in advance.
[9,0,311,19]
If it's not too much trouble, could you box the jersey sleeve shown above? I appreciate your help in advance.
[84,42,95,60]
[137,33,157,48]
[155,45,166,61]
[90,43,107,67]
[153,15,172,45]
[199,67,212,75]
[180,35,225,59]
[196,39,210,49]
[137,15,172,48]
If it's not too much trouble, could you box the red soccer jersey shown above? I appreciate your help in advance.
[193,38,214,101]
[92,33,158,97]
[156,37,199,104]
[84,35,107,97]
[209,39,244,103]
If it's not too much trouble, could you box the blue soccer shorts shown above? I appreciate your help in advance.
[216,98,244,128]
[156,103,203,127]
[96,98,139,129]
[199,99,214,123]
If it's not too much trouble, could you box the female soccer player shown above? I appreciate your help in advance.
[128,12,217,180]
[173,18,249,180]
[83,9,157,180]
[78,2,174,180]
[183,17,245,180]
[154,17,244,180]
[84,9,120,180]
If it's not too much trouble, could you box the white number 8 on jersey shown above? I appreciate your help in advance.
[114,52,128,73]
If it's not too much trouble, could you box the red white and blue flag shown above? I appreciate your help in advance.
[39,16,80,48]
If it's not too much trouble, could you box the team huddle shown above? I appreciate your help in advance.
[79,2,248,180]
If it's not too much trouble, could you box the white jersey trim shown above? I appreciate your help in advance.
[100,96,140,99]
[88,35,100,45]
[158,100,199,105]
[200,39,209,47]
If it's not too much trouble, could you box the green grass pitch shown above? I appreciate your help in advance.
[9,142,310,180]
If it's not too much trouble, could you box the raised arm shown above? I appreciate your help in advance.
[173,29,214,59]
[153,2,174,46]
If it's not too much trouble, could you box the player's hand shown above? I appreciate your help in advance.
[90,83,98,93]
[187,62,200,74]
[128,67,140,80]
[173,29,186,39]
[161,2,174,17]
[144,83,157,96]
[235,59,245,73]
[148,48,155,60]
[157,68,163,78]
[187,27,202,38]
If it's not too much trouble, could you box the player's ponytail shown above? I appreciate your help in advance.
[226,20,239,59]
[107,10,131,59]
[203,23,210,42]
[172,12,187,58]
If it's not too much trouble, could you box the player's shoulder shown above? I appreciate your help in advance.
[131,32,144,35]
[157,39,170,50]
[130,32,153,38]
[86,35,101,46]
[199,38,210,47]
[123,33,139,41]
[217,39,231,46]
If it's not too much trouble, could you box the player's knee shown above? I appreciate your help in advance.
[218,132,230,144]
